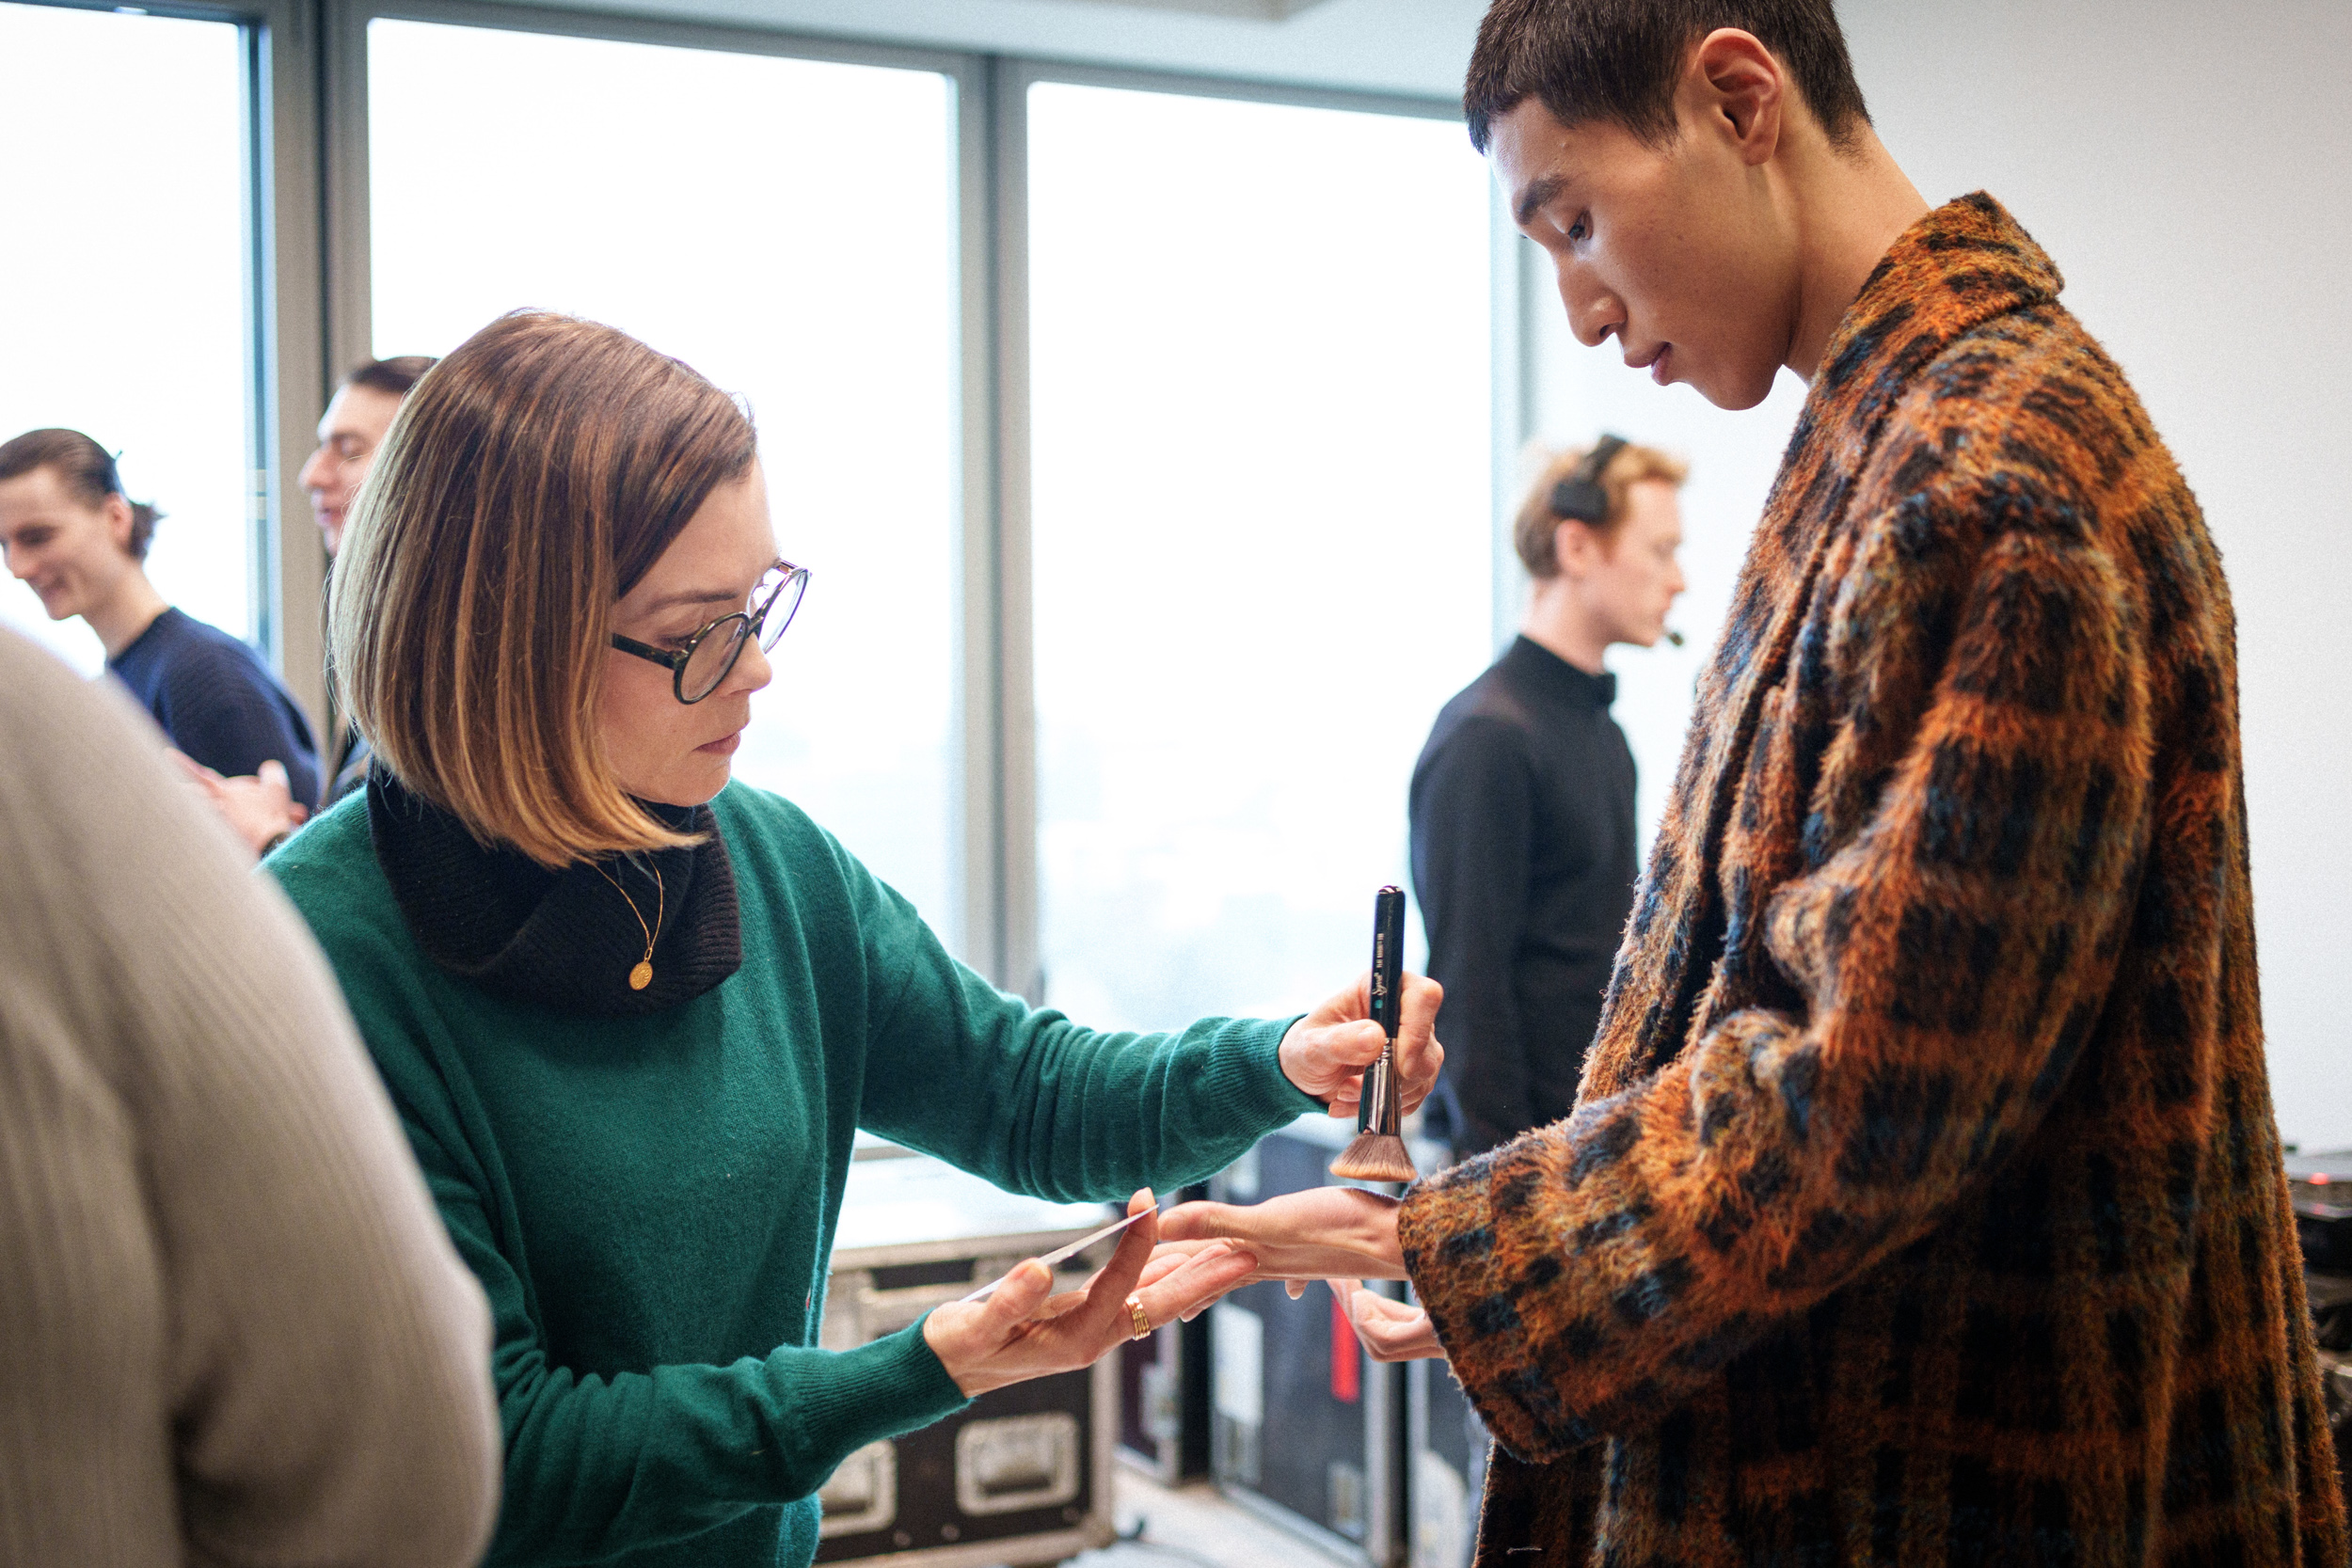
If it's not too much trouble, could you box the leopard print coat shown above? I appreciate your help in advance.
[1398,193,2345,1567]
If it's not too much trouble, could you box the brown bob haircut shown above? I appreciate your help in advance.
[1465,0,1872,155]
[1514,438,1688,578]
[330,310,756,867]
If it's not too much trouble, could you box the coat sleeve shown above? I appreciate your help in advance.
[1409,713,1541,1156]
[1398,478,2153,1460]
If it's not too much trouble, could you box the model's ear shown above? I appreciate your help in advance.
[1686,27,1785,168]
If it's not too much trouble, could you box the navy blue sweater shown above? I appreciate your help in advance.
[110,608,320,806]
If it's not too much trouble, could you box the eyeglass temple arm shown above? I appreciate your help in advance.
[610,631,688,670]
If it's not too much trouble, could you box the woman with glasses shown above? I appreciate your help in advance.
[265,310,1442,1568]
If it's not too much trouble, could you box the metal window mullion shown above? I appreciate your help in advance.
[990,55,1041,1004]
[952,54,1004,985]
[321,0,373,393]
[239,20,269,657]
[306,0,375,760]
[257,0,329,730]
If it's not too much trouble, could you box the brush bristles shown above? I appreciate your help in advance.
[1328,1132,1418,1184]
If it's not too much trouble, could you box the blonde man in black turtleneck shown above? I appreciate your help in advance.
[1408,436,1687,1159]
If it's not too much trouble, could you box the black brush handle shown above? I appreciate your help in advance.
[1359,886,1407,1135]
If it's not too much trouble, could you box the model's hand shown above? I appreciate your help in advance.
[1329,1279,1443,1362]
[1157,1186,1408,1283]
[1032,1237,1225,1321]
[170,752,308,859]
[921,1190,1258,1398]
[1278,972,1443,1116]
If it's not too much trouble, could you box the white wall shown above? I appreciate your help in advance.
[1530,0,2352,1149]
[1524,309,1809,853]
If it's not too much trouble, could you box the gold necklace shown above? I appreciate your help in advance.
[589,858,664,991]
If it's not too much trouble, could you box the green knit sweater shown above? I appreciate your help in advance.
[268,783,1317,1568]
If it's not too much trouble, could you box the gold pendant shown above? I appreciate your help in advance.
[629,960,653,991]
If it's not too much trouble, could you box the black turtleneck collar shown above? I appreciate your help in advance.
[367,770,742,1017]
[1502,634,1617,708]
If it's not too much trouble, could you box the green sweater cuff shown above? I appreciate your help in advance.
[774,1318,970,1475]
[1221,1014,1324,1124]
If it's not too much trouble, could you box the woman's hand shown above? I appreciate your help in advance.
[921,1190,1258,1398]
[170,751,308,859]
[1278,972,1443,1116]
[1329,1279,1443,1362]
[1156,1186,1408,1284]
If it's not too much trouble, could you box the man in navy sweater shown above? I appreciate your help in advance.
[0,427,319,831]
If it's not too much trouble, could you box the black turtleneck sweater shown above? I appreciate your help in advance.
[365,770,741,1017]
[1407,635,1638,1158]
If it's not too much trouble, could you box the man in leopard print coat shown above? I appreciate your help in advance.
[1165,4,2344,1563]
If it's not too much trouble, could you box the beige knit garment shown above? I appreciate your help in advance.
[0,628,500,1567]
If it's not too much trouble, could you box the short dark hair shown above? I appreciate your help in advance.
[0,427,166,561]
[1465,0,1870,155]
[344,355,437,399]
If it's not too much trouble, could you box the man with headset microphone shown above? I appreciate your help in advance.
[1406,434,1689,1162]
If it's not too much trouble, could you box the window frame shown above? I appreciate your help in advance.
[11,0,1528,990]
[993,55,1521,999]
[326,0,998,958]
[8,0,326,710]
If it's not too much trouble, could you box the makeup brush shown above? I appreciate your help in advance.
[1328,885,1420,1184]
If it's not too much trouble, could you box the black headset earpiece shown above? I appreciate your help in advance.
[1549,433,1629,524]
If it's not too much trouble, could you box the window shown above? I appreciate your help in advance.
[1025,82,1495,1028]
[0,2,257,676]
[368,21,963,944]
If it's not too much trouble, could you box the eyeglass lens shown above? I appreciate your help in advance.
[680,624,745,701]
[678,566,805,701]
[757,567,806,652]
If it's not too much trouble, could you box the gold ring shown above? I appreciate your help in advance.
[1125,1293,1152,1340]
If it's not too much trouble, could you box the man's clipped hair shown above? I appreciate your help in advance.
[1466,0,1870,154]
[346,355,437,399]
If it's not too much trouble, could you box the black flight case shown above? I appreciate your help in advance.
[1204,1113,1446,1567]
[816,1144,1123,1567]
[1116,1183,1214,1485]
[1405,1344,1479,1568]
[2285,1149,2352,1517]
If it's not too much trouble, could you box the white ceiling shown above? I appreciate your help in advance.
[522,0,1486,99]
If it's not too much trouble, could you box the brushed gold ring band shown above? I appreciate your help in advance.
[1125,1293,1152,1340]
